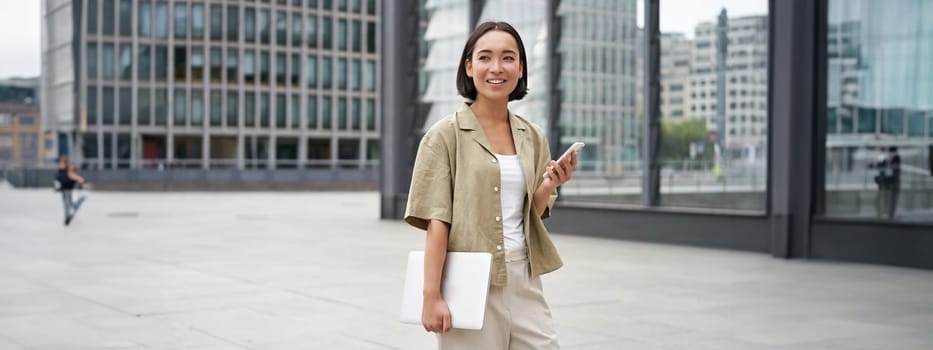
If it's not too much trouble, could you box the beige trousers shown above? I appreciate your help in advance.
[438,248,559,350]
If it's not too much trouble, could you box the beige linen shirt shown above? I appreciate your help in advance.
[405,103,563,286]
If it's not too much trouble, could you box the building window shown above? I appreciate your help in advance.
[102,87,115,124]
[226,91,238,127]
[139,0,152,37]
[260,10,271,44]
[243,50,255,83]
[191,48,205,82]
[87,44,98,79]
[337,97,347,129]
[191,4,205,39]
[352,20,361,52]
[155,46,167,81]
[155,2,168,38]
[210,90,222,126]
[276,93,286,127]
[245,8,256,41]
[118,88,131,125]
[276,11,287,44]
[210,48,222,82]
[261,51,270,84]
[351,98,360,130]
[366,22,375,53]
[138,46,151,81]
[291,54,300,86]
[227,48,238,83]
[366,98,375,130]
[351,59,361,91]
[338,139,359,164]
[291,13,302,46]
[138,88,151,125]
[210,5,222,41]
[102,44,115,79]
[337,19,347,50]
[337,58,347,89]
[102,0,115,35]
[322,18,332,49]
[276,53,286,86]
[244,92,255,126]
[306,15,317,47]
[365,60,375,91]
[86,86,98,125]
[17,116,35,126]
[174,3,187,38]
[87,0,98,34]
[119,44,132,80]
[290,94,299,128]
[174,90,186,125]
[322,57,332,88]
[307,96,317,129]
[227,6,238,41]
[155,89,167,125]
[260,93,270,127]
[321,97,331,129]
[306,56,317,88]
[191,90,204,125]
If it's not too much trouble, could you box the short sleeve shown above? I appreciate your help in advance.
[404,129,454,230]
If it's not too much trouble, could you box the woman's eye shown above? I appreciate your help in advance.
[477,56,490,61]
[504,56,516,62]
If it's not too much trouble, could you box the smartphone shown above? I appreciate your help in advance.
[544,142,585,179]
[558,142,585,163]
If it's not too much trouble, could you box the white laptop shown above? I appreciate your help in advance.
[399,251,492,330]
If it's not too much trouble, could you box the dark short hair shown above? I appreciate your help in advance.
[456,21,528,101]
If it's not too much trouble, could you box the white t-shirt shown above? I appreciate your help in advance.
[495,154,526,250]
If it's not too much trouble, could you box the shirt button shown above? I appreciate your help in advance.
[491,158,497,163]
[495,216,501,222]
[496,245,503,250]
[493,186,499,192]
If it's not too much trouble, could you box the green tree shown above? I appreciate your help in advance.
[660,119,713,164]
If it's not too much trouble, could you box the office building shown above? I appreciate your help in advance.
[42,0,381,186]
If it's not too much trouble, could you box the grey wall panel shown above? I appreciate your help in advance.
[811,220,933,270]
[546,205,770,253]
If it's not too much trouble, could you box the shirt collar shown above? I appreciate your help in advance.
[456,102,528,132]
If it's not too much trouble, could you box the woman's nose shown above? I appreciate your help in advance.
[490,60,503,73]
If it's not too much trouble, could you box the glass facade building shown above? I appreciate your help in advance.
[824,0,933,220]
[44,0,380,175]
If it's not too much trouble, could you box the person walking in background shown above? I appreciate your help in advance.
[869,146,901,219]
[405,21,578,349]
[56,155,86,225]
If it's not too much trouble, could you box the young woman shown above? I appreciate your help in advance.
[405,21,577,349]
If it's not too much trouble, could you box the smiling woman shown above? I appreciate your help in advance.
[405,21,579,350]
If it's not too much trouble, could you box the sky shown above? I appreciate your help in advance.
[646,0,768,38]
[0,0,41,79]
[0,0,768,80]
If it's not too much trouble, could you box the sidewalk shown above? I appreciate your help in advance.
[1,188,932,349]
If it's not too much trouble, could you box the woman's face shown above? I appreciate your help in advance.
[465,30,523,103]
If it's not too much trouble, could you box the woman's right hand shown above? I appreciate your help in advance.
[422,294,452,333]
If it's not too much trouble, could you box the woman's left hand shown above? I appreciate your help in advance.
[542,151,577,188]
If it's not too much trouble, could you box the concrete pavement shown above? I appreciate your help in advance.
[1,187,932,349]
